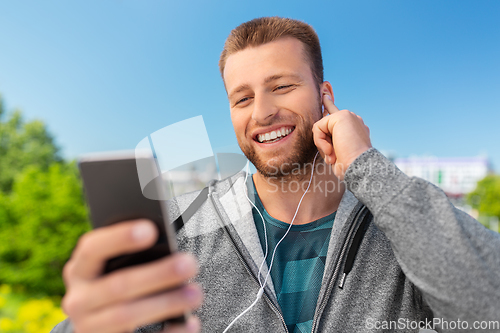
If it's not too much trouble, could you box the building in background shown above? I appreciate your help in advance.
[394,156,492,210]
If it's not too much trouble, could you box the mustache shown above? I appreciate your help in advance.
[249,115,301,128]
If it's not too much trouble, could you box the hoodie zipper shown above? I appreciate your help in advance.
[311,205,368,333]
[210,193,290,333]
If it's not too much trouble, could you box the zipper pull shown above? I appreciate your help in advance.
[339,273,347,289]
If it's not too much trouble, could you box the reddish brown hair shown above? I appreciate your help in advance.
[219,17,324,88]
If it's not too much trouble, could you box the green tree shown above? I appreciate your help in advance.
[0,162,90,296]
[0,96,61,193]
[0,96,90,296]
[467,174,500,221]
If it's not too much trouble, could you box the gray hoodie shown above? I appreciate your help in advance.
[52,148,500,333]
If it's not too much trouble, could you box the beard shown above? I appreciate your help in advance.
[237,102,322,182]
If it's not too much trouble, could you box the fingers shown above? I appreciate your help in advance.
[62,219,204,333]
[163,316,201,333]
[312,115,337,157]
[65,220,158,282]
[313,122,334,157]
[316,94,341,159]
[70,253,198,314]
[321,103,329,118]
[322,94,340,114]
[313,105,373,174]
[71,284,203,333]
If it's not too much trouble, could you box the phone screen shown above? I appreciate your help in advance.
[79,152,177,274]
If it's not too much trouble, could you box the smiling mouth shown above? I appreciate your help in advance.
[256,126,295,144]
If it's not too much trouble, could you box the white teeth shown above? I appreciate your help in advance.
[257,127,293,143]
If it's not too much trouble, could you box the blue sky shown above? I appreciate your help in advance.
[1,0,499,170]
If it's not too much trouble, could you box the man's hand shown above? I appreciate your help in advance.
[312,94,372,180]
[61,219,202,333]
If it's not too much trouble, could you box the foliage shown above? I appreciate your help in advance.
[467,174,500,221]
[0,284,66,333]
[0,163,91,296]
[0,97,91,296]
[0,97,62,193]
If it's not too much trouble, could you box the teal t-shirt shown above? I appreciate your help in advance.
[252,183,336,333]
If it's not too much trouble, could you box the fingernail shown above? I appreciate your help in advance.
[176,255,195,275]
[183,285,201,303]
[326,95,332,100]
[132,222,155,241]
[187,317,200,331]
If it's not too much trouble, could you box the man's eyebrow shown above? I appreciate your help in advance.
[228,73,303,100]
[264,73,302,84]
[228,84,251,100]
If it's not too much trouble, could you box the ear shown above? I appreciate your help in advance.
[320,81,334,103]
[320,81,334,116]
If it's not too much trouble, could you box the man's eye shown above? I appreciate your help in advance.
[235,97,250,105]
[275,85,293,91]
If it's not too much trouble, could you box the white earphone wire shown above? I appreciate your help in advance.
[223,151,320,333]
[243,161,269,288]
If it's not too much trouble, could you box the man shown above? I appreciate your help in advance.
[53,17,500,333]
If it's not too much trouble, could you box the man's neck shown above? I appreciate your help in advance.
[252,161,345,225]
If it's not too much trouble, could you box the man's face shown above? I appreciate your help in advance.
[223,37,324,179]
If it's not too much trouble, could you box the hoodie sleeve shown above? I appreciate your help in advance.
[50,319,73,333]
[343,148,500,325]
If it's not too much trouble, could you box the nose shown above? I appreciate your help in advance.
[251,93,278,124]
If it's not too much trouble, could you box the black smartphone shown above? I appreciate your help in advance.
[78,151,187,324]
